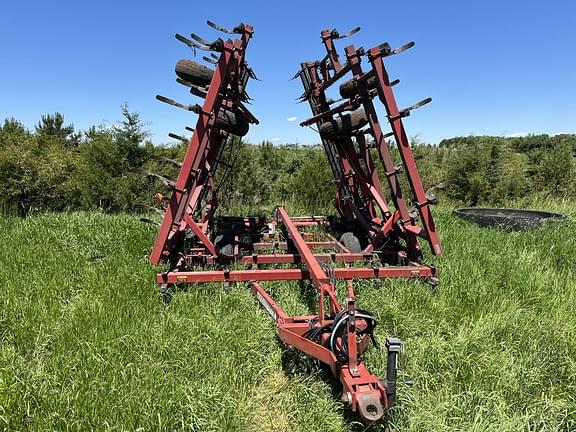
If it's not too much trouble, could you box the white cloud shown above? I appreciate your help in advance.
[271,137,280,142]
[287,116,297,122]
[506,132,530,138]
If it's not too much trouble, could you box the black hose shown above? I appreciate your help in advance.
[303,309,379,363]
[330,309,378,362]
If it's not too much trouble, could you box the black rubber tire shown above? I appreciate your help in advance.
[174,60,248,136]
[175,59,214,87]
[339,232,362,253]
[214,234,234,257]
[339,75,377,99]
[319,108,368,138]
[216,110,249,137]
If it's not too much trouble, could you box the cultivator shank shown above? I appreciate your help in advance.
[296,31,441,259]
[148,22,440,423]
[150,21,257,265]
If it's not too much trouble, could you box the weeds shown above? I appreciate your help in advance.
[0,203,574,431]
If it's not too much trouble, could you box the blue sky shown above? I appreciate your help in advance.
[1,1,574,145]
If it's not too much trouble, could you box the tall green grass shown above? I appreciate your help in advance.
[0,203,575,431]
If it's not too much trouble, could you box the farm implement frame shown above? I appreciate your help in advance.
[149,20,441,423]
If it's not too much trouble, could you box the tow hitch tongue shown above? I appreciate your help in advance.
[149,21,439,424]
[339,337,403,423]
[357,392,385,423]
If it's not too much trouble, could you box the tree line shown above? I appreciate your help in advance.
[0,107,574,217]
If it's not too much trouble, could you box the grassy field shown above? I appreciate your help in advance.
[1,202,575,431]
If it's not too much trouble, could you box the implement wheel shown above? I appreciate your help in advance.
[339,75,377,99]
[319,108,368,138]
[216,110,249,137]
[214,234,234,257]
[340,232,362,253]
[175,59,214,87]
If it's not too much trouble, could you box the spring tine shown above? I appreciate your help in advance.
[206,19,234,34]
[163,158,183,168]
[247,67,259,80]
[211,53,219,59]
[367,132,395,148]
[426,180,453,194]
[129,167,176,190]
[168,133,187,142]
[192,40,214,51]
[185,126,195,132]
[175,77,207,92]
[192,87,206,99]
[150,154,183,168]
[175,78,208,98]
[407,97,432,111]
[290,69,303,80]
[175,33,196,47]
[390,78,400,86]
[191,33,211,45]
[139,168,176,190]
[391,41,415,56]
[156,95,201,113]
[397,97,432,118]
[206,20,246,35]
[175,33,214,52]
[203,55,218,65]
[176,33,207,51]
[176,77,193,88]
[192,35,224,52]
[237,100,259,124]
[334,26,361,40]
[435,180,454,190]
[297,91,309,101]
[156,94,185,109]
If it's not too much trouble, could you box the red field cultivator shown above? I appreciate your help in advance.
[150,21,440,423]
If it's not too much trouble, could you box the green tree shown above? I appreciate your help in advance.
[289,147,335,213]
[35,113,80,148]
[112,103,149,168]
[536,142,575,195]
[0,120,80,216]
[1,118,27,136]
[77,129,129,211]
[75,105,150,211]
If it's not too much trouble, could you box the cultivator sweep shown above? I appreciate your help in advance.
[148,21,440,423]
